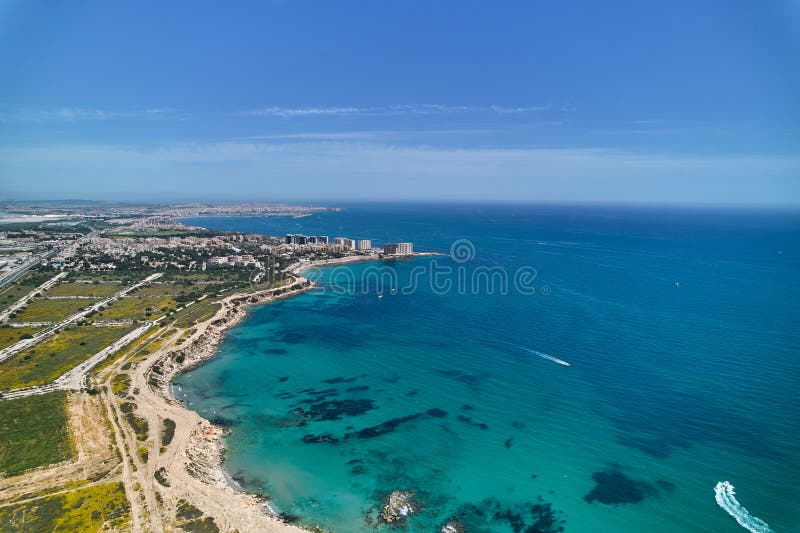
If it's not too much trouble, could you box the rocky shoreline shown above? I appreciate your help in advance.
[145,278,316,527]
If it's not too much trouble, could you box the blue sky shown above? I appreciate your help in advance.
[0,1,798,204]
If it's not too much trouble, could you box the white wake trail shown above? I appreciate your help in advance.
[714,481,773,533]
[522,347,570,366]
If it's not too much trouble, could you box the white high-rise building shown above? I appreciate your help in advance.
[334,237,356,250]
[356,239,372,251]
[396,242,413,255]
[384,242,413,255]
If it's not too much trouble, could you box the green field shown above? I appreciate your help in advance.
[129,282,181,297]
[13,297,96,323]
[172,301,221,328]
[0,325,133,390]
[0,391,73,476]
[0,325,43,350]
[0,271,53,312]
[97,295,178,322]
[47,281,122,297]
[0,482,130,532]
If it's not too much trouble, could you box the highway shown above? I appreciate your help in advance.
[0,249,58,291]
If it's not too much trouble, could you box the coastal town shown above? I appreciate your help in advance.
[0,201,419,532]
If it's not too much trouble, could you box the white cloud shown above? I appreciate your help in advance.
[2,140,798,205]
[240,104,555,118]
[0,107,185,123]
[490,105,551,114]
[234,128,503,141]
[241,106,368,118]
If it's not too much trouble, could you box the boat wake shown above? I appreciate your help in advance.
[714,481,772,533]
[522,347,570,366]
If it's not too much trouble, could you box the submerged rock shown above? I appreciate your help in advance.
[379,489,422,524]
[441,519,466,533]
[297,398,376,421]
[323,376,357,384]
[584,469,658,504]
[450,497,565,533]
[301,433,340,444]
[345,413,422,439]
[457,415,489,430]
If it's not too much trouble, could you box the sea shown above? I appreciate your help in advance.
[175,203,799,533]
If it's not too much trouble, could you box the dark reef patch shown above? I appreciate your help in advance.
[293,388,340,403]
[426,408,448,418]
[351,464,368,475]
[264,348,289,355]
[461,404,475,411]
[345,413,423,439]
[457,415,489,430]
[450,497,565,533]
[302,433,340,444]
[298,399,377,421]
[209,415,237,428]
[405,389,420,397]
[584,470,658,504]
[279,512,301,524]
[278,376,289,382]
[346,385,370,393]
[323,376,357,384]
[504,438,513,448]
[511,421,525,430]
[307,388,339,396]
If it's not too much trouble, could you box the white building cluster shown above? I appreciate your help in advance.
[206,254,259,269]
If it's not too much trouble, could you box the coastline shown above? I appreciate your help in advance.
[129,254,389,532]
[291,251,443,275]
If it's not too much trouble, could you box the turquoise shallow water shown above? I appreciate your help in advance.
[176,204,800,532]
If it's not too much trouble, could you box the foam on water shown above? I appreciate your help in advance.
[715,481,773,533]
[522,346,571,366]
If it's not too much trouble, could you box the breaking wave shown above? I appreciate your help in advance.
[714,481,772,533]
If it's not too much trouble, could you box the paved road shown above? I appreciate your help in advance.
[0,271,67,323]
[0,273,163,364]
[0,249,58,291]
[0,229,100,292]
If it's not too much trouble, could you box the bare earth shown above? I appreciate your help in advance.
[96,279,315,532]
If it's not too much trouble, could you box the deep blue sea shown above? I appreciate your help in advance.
[176,204,800,533]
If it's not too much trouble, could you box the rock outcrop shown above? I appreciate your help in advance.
[379,489,421,524]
